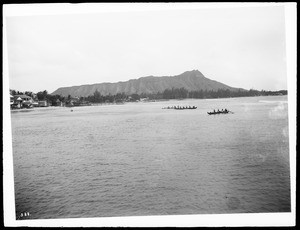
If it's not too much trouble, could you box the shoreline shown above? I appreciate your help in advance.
[9,95,288,113]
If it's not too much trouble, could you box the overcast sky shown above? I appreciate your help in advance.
[4,3,288,94]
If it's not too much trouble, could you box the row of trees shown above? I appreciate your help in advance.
[81,88,287,102]
[10,87,287,105]
[161,88,288,99]
[83,90,142,103]
[10,89,36,98]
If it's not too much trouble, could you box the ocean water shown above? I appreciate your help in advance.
[10,96,290,219]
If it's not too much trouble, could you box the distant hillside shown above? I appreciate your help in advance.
[51,70,244,97]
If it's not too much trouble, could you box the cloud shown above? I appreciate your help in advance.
[5,5,288,93]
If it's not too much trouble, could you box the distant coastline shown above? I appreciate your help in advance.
[9,70,287,110]
[9,89,287,111]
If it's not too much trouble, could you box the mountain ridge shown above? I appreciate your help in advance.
[51,70,244,97]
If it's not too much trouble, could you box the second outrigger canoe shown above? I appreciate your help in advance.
[207,110,233,115]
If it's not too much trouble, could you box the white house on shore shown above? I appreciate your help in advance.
[11,95,34,109]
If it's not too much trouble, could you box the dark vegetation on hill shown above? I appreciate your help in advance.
[51,70,244,97]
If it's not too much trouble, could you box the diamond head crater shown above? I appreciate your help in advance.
[51,70,245,97]
[10,70,286,108]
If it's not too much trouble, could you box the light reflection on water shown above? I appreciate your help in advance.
[11,96,290,219]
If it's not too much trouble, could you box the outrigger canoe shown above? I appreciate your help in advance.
[207,110,232,115]
[163,106,197,110]
[174,107,197,110]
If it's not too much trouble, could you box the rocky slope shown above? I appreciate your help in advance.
[51,70,243,97]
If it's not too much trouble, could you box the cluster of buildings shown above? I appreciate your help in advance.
[10,94,62,109]
[10,93,152,109]
[10,94,91,109]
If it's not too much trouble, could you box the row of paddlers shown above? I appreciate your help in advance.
[207,109,233,115]
[162,106,197,110]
